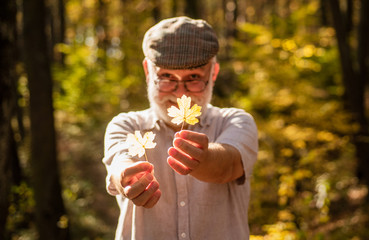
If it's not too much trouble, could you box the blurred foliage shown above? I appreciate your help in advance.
[8,0,369,239]
[226,2,368,239]
[6,182,36,239]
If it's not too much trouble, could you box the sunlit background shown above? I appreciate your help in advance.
[3,0,369,239]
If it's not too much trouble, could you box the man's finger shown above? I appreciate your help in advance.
[168,146,200,169]
[143,189,162,208]
[167,156,192,175]
[172,138,204,160]
[132,181,160,207]
[124,172,154,199]
[120,161,153,187]
[177,130,208,148]
[123,161,153,177]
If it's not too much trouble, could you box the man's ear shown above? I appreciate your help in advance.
[142,58,149,83]
[212,62,220,82]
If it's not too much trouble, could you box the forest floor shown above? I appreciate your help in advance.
[58,124,119,239]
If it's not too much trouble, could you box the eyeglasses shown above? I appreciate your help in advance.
[148,59,215,93]
[154,79,209,93]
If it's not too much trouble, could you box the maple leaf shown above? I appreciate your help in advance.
[167,95,202,129]
[126,131,157,160]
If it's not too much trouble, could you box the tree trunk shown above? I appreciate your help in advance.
[172,0,178,17]
[152,0,161,22]
[344,0,353,33]
[0,0,19,238]
[59,0,66,54]
[224,0,238,39]
[222,0,238,59]
[328,0,369,188]
[355,0,369,188]
[185,0,200,19]
[55,0,66,65]
[320,0,329,26]
[22,0,70,239]
[96,0,109,66]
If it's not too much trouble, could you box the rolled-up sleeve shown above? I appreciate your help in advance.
[103,114,134,195]
[215,108,258,181]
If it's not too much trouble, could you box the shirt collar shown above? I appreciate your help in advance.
[196,103,214,128]
[141,108,161,131]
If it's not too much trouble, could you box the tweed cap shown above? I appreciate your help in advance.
[143,16,219,69]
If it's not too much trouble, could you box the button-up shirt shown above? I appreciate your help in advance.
[103,104,258,240]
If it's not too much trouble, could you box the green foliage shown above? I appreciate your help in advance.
[62,175,115,239]
[11,0,369,239]
[53,40,147,129]
[224,1,368,239]
[6,182,37,239]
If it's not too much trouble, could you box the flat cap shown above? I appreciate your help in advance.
[143,16,219,69]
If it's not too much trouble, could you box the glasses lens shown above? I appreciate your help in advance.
[157,80,176,92]
[185,80,207,92]
[155,79,208,93]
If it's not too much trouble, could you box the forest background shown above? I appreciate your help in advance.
[1,0,369,239]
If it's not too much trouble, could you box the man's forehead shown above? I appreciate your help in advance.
[155,61,212,73]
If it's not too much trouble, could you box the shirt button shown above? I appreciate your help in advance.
[180,201,186,207]
[181,232,186,238]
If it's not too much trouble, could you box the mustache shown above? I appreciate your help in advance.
[159,95,203,107]
[147,80,211,110]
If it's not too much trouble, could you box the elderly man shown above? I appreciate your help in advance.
[103,16,258,240]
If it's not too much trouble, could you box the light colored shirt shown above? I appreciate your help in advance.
[103,104,258,240]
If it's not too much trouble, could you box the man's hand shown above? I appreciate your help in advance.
[167,130,244,183]
[167,130,208,175]
[112,161,161,208]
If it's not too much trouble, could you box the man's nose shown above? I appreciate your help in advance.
[173,81,187,97]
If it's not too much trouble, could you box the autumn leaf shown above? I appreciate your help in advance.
[167,95,202,129]
[126,131,156,160]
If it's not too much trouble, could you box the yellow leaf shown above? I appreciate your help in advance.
[126,131,156,158]
[167,95,202,127]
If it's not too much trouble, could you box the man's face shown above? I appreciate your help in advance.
[144,59,219,128]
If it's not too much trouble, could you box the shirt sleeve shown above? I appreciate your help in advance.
[215,108,258,184]
[102,113,138,195]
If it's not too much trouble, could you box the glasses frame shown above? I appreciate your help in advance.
[153,79,209,93]
[147,58,216,93]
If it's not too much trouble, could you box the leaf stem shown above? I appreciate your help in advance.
[180,119,185,131]
[144,151,148,162]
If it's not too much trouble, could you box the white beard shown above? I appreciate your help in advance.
[147,79,213,128]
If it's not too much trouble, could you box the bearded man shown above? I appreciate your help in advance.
[103,16,258,240]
